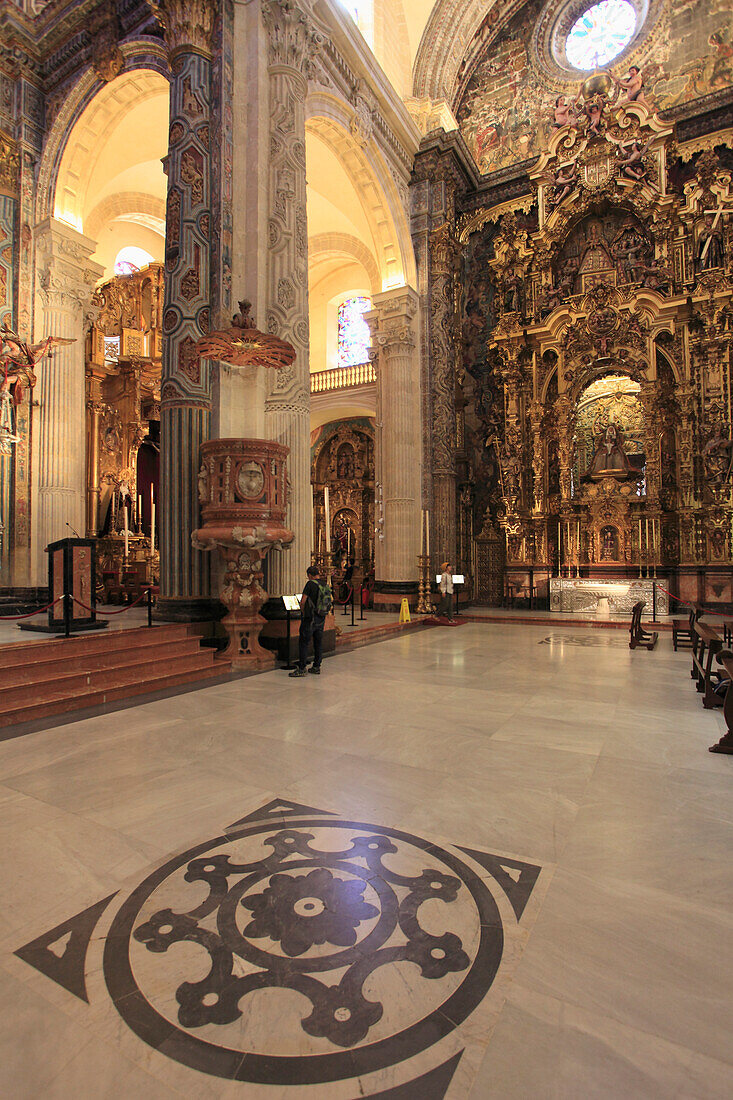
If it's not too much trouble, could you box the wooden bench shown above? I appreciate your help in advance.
[672,604,701,651]
[710,650,733,754]
[691,622,725,709]
[629,601,658,650]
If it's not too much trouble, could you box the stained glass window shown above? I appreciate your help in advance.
[337,296,372,368]
[565,1,636,70]
[114,246,154,276]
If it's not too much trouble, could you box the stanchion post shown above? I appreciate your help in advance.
[351,588,355,627]
[284,608,296,670]
[359,585,366,621]
[64,592,71,638]
[147,586,153,628]
[653,581,657,623]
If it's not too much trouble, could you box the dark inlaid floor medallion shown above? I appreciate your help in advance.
[15,798,542,1097]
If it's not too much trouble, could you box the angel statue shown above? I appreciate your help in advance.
[618,138,653,183]
[0,322,75,453]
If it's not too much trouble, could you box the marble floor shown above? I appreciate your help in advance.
[2,622,732,1098]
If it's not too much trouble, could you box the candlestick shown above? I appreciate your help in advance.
[324,486,330,553]
[151,499,155,555]
[426,509,430,557]
[123,505,129,559]
[557,520,561,576]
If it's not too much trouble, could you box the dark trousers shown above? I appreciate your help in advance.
[439,592,453,618]
[298,615,325,669]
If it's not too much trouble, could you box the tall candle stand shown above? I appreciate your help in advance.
[416,554,435,614]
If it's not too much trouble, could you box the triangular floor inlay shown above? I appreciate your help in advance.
[226,797,336,830]
[15,893,117,1002]
[457,846,541,920]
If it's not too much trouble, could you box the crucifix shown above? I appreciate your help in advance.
[698,198,733,267]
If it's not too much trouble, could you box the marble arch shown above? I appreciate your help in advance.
[50,69,169,238]
[84,193,166,245]
[305,98,416,290]
[308,233,381,295]
[35,44,169,226]
[412,0,524,103]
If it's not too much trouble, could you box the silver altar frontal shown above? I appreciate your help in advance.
[550,577,668,615]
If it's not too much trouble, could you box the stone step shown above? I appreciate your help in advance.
[0,638,203,690]
[0,650,217,712]
[0,660,226,729]
[0,625,193,669]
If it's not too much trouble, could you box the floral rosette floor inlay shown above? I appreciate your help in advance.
[14,799,542,1096]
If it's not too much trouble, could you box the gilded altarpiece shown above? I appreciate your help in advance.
[311,419,375,571]
[458,86,733,607]
[86,265,163,584]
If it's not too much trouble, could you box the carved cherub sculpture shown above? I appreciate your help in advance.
[618,138,652,183]
[550,159,578,206]
[551,96,576,129]
[611,66,646,106]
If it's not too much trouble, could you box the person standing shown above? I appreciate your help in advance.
[439,562,454,621]
[289,565,332,677]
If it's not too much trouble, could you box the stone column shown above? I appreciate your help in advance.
[154,0,217,620]
[261,0,324,595]
[32,218,103,583]
[367,287,422,604]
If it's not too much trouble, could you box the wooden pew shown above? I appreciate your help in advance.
[672,603,701,652]
[710,650,733,754]
[692,621,725,709]
[629,601,658,650]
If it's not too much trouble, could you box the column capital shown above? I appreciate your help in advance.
[366,286,419,354]
[148,0,217,59]
[34,218,104,313]
[261,0,325,82]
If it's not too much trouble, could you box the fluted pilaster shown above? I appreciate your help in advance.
[32,219,103,584]
[367,287,422,587]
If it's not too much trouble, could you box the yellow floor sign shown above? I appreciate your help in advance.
[399,597,411,623]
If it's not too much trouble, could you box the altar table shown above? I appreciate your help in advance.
[550,577,668,615]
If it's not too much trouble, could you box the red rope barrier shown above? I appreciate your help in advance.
[654,584,731,619]
[334,585,354,606]
[0,595,65,620]
[70,589,151,616]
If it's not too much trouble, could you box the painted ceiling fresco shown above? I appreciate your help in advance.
[457,0,733,176]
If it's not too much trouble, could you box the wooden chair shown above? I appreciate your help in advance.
[692,621,725,708]
[672,604,701,651]
[629,601,658,650]
[710,650,733,754]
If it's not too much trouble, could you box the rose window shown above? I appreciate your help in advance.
[565,0,637,70]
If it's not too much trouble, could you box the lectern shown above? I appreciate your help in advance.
[21,537,107,634]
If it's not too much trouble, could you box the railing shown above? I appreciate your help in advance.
[310,362,376,393]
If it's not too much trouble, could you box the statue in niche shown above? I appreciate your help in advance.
[611,222,647,283]
[618,138,653,183]
[336,444,355,480]
[578,222,614,278]
[550,160,578,207]
[696,216,725,271]
[552,96,576,129]
[600,525,619,561]
[503,271,523,314]
[585,421,635,480]
[702,425,733,486]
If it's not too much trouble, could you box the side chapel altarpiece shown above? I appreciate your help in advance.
[428,73,733,606]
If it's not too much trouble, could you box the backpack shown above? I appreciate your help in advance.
[314,581,333,617]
